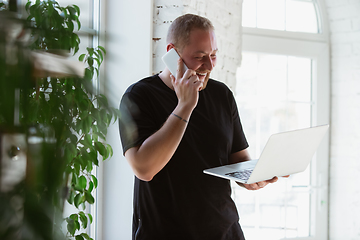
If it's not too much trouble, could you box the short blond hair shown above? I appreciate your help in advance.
[167,14,214,52]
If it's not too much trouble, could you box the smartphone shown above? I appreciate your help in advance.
[161,48,188,76]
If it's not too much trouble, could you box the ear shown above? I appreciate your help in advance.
[166,43,175,52]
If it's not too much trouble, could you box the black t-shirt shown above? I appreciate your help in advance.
[119,74,249,240]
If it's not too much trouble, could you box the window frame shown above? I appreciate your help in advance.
[237,0,330,239]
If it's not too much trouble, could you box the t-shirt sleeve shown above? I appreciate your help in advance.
[230,92,249,154]
[118,88,158,155]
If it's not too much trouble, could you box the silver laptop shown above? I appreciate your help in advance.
[203,125,329,184]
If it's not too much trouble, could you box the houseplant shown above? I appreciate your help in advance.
[0,0,119,239]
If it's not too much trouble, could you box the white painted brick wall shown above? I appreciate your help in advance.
[325,0,360,239]
[152,0,243,90]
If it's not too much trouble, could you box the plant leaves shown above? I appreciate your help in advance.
[85,191,94,204]
[96,49,104,62]
[78,175,87,189]
[76,17,82,31]
[70,213,78,221]
[67,20,74,32]
[67,6,77,19]
[98,46,106,55]
[75,235,84,240]
[106,144,114,158]
[79,211,88,229]
[66,218,76,236]
[88,57,93,67]
[95,141,106,157]
[67,189,75,204]
[88,181,94,192]
[25,1,31,11]
[74,193,82,208]
[80,233,92,240]
[79,54,86,62]
[86,47,94,55]
[88,213,93,224]
[91,175,98,188]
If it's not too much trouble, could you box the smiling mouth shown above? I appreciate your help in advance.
[196,72,208,77]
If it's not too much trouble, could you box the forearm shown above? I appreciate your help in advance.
[125,104,192,181]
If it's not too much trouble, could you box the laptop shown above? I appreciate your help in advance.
[203,125,329,184]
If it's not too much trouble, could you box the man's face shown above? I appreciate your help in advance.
[178,29,218,89]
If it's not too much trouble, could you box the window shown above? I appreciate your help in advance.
[243,0,320,33]
[233,0,330,239]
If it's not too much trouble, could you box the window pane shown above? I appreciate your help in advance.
[286,0,318,33]
[242,0,320,33]
[257,0,286,31]
[242,0,257,28]
[233,52,314,239]
[288,56,312,102]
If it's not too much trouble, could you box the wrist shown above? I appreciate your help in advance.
[173,103,193,121]
[171,112,188,123]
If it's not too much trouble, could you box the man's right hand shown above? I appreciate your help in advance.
[170,58,203,111]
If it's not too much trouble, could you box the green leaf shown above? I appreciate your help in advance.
[25,1,31,11]
[98,46,106,55]
[88,213,93,224]
[67,20,74,32]
[95,141,106,156]
[79,54,86,61]
[48,2,54,16]
[84,68,93,80]
[93,131,106,141]
[72,172,79,185]
[67,6,77,18]
[80,233,92,240]
[71,33,80,49]
[76,17,82,31]
[67,190,75,204]
[96,49,104,62]
[91,175,98,188]
[73,5,80,16]
[88,57,94,67]
[74,162,80,176]
[85,191,95,204]
[79,211,88,229]
[86,47,94,55]
[78,175,87,189]
[66,218,76,236]
[75,219,81,230]
[70,213,78,221]
[97,94,109,108]
[94,57,101,67]
[106,144,114,158]
[88,181,94,192]
[75,235,84,240]
[84,133,92,147]
[74,193,82,208]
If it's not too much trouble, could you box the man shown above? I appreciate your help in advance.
[119,14,278,240]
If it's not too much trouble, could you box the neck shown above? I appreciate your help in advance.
[159,68,174,90]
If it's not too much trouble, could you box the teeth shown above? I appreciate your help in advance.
[197,72,207,76]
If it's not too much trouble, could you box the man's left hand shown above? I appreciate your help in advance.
[239,176,279,190]
[238,175,290,190]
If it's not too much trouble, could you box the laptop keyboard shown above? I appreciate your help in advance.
[225,169,253,181]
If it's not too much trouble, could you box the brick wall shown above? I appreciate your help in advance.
[325,0,360,239]
[152,0,243,90]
